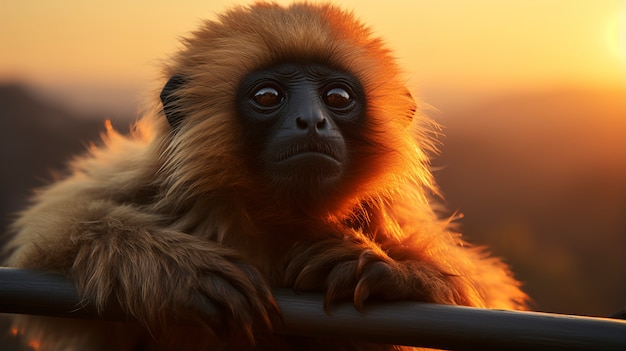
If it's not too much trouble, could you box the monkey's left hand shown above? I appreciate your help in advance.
[284,234,459,310]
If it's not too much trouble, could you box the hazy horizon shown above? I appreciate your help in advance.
[2,0,625,116]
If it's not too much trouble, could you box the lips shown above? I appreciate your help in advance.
[274,141,343,164]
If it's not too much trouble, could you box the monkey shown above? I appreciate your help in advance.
[3,2,528,350]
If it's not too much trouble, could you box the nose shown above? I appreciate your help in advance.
[295,109,328,132]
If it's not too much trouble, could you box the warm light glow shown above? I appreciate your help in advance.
[1,0,625,95]
[28,339,42,351]
[606,11,626,61]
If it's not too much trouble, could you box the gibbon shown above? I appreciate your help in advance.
[4,2,528,350]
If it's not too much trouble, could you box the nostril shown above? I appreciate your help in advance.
[316,117,327,130]
[295,117,308,130]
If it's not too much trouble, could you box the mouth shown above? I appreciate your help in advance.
[274,141,343,164]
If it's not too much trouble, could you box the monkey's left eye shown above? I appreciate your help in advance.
[323,87,353,110]
[252,86,284,108]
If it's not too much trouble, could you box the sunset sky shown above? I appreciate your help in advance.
[1,0,625,113]
[1,1,625,317]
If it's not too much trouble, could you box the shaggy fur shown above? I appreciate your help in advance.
[4,2,528,350]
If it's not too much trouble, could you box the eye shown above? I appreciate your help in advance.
[323,87,353,109]
[252,86,284,108]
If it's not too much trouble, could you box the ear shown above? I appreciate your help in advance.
[160,75,187,128]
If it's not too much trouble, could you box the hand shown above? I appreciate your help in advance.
[283,235,458,311]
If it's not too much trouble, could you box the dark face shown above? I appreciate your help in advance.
[237,63,366,199]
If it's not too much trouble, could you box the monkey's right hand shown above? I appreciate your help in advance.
[69,225,279,341]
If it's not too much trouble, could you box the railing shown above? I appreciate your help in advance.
[0,267,624,351]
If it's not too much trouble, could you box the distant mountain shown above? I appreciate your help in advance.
[433,86,626,316]
[0,83,131,246]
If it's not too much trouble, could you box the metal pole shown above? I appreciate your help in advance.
[1,268,624,350]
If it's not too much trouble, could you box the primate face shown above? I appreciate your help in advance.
[236,63,366,192]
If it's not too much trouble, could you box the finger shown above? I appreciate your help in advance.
[324,261,358,313]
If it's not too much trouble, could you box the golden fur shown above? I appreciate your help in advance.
[5,2,528,350]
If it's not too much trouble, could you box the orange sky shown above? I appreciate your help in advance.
[0,0,625,112]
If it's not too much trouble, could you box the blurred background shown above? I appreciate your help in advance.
[1,0,625,347]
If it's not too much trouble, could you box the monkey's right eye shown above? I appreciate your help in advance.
[252,86,284,108]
